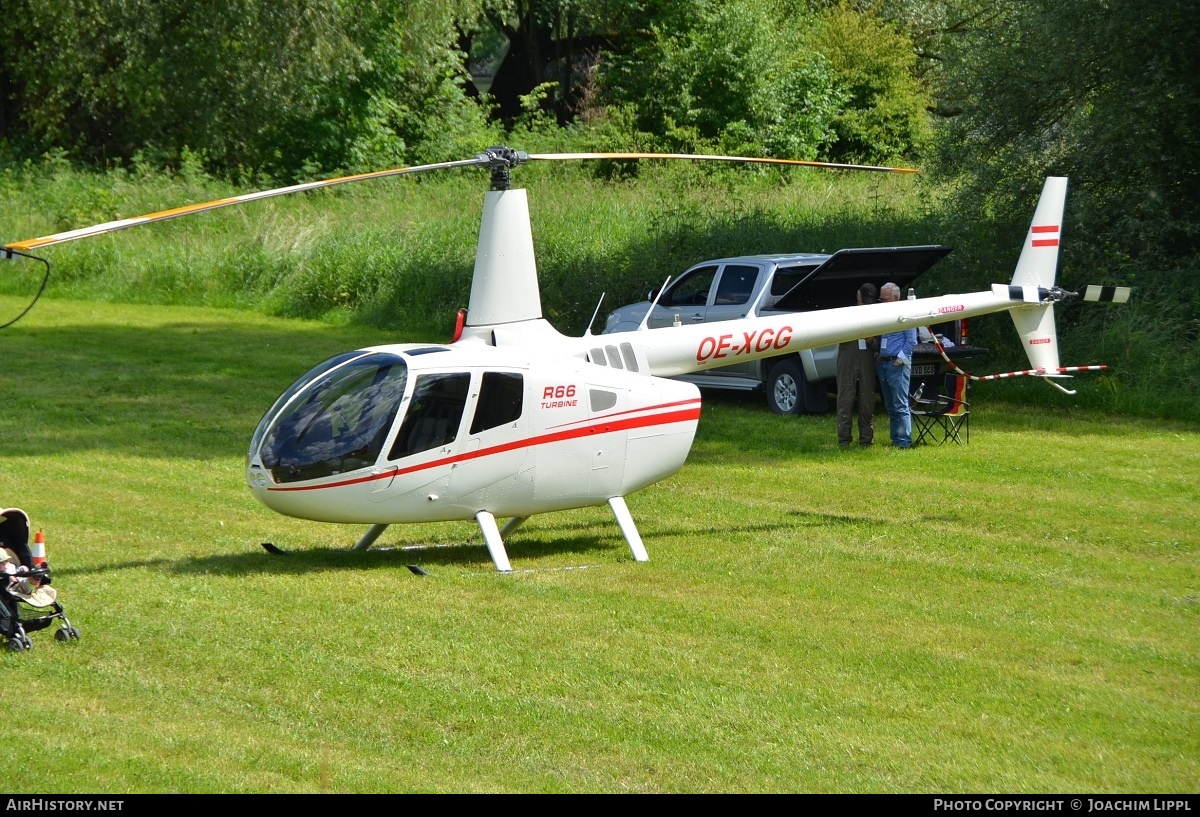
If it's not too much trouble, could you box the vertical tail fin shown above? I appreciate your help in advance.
[1012,177,1068,288]
[1009,177,1068,373]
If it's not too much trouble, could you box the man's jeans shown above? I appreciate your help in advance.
[876,360,912,448]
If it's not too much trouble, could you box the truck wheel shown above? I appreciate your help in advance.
[766,360,804,415]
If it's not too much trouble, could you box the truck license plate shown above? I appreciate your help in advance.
[912,364,937,376]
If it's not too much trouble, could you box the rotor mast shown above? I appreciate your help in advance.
[462,147,545,331]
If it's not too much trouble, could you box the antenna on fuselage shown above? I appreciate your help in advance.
[584,293,606,337]
[637,277,674,331]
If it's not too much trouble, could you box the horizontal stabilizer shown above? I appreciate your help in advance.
[1083,285,1132,304]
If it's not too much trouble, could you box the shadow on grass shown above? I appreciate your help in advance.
[55,527,623,579]
[1,312,386,459]
[690,381,1196,460]
[52,512,846,579]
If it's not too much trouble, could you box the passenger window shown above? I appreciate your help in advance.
[666,266,717,307]
[619,342,639,372]
[590,389,617,412]
[713,265,758,305]
[389,372,470,459]
[470,372,524,434]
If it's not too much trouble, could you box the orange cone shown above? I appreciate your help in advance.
[31,530,47,568]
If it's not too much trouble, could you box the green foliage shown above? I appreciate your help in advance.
[932,0,1200,262]
[0,0,496,178]
[810,3,932,161]
[0,0,934,175]
[924,0,1200,423]
[5,158,1194,421]
[596,0,848,158]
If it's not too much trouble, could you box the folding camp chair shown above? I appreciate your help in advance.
[911,374,970,445]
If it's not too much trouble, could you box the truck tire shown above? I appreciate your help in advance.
[766,360,804,414]
[766,358,830,415]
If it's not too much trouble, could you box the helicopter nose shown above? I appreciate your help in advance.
[247,466,270,490]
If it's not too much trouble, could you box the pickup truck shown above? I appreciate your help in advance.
[602,245,988,414]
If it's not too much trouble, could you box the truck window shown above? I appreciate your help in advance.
[666,266,717,306]
[713,264,759,305]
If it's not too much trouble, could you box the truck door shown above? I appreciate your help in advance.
[704,264,762,323]
[704,263,767,379]
[649,265,718,328]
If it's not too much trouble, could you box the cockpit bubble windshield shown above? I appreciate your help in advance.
[249,351,367,459]
[257,353,409,483]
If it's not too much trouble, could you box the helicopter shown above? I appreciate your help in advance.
[3,147,1129,572]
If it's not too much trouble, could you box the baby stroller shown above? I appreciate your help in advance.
[1,508,78,652]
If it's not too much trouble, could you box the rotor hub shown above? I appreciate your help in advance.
[479,146,529,191]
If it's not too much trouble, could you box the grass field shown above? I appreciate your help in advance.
[0,296,1196,793]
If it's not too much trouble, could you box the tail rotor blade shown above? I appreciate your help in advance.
[1083,285,1132,304]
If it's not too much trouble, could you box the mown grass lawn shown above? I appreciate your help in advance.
[0,297,1196,793]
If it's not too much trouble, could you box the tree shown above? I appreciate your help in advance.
[932,0,1200,264]
[460,0,646,124]
[595,0,848,158]
[0,0,494,177]
[809,3,932,161]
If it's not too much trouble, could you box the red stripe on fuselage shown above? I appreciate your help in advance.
[548,397,702,430]
[267,401,703,493]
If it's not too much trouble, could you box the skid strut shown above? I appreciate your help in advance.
[353,523,389,551]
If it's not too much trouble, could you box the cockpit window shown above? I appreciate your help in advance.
[389,372,471,460]
[258,353,408,483]
[249,351,366,460]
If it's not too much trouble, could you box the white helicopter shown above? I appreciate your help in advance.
[4,147,1127,572]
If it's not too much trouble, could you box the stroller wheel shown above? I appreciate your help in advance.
[55,626,80,642]
[8,635,30,652]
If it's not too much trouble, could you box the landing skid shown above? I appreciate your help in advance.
[349,497,651,572]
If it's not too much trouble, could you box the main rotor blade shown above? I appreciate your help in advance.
[5,146,915,253]
[528,151,918,174]
[4,156,489,252]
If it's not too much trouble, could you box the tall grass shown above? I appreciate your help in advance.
[0,298,1195,793]
[1,158,1195,420]
[1,158,933,323]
